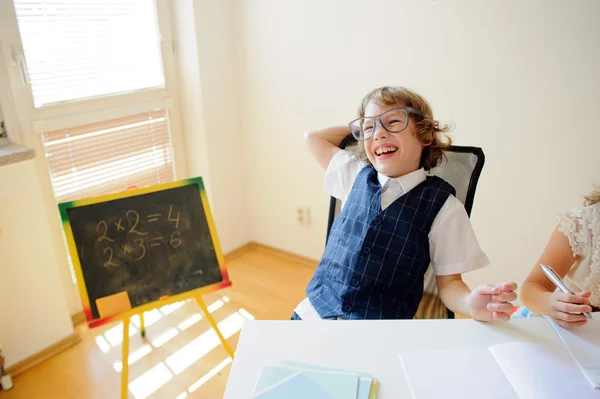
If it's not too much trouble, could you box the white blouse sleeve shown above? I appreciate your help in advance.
[323,150,366,201]
[557,206,590,257]
[428,195,490,276]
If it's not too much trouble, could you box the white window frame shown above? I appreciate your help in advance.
[0,0,188,314]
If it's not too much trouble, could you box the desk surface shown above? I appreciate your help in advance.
[224,318,563,398]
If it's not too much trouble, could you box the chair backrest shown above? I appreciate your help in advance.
[325,135,485,319]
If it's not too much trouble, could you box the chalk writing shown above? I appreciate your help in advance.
[168,204,180,229]
[151,237,164,248]
[103,247,119,267]
[127,210,148,236]
[114,219,124,231]
[96,221,114,242]
[170,231,183,248]
[97,205,183,265]
[147,213,162,223]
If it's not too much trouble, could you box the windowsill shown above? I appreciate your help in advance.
[0,142,35,167]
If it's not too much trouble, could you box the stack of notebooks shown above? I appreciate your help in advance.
[251,360,378,398]
[398,314,600,399]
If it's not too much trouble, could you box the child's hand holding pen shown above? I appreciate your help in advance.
[540,264,593,329]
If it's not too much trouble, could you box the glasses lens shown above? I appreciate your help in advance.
[349,118,374,140]
[381,109,408,132]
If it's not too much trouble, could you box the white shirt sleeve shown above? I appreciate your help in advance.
[323,149,366,201]
[428,195,490,276]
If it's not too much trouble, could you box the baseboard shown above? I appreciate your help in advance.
[247,241,318,267]
[6,332,81,377]
[71,311,86,326]
[224,242,253,262]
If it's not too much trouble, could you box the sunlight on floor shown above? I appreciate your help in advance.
[238,308,254,320]
[113,344,153,372]
[159,301,186,316]
[151,328,179,347]
[95,336,111,354]
[177,314,202,331]
[207,299,225,313]
[165,312,245,375]
[131,309,163,329]
[90,296,255,398]
[128,362,173,399]
[188,357,233,393]
[104,321,139,346]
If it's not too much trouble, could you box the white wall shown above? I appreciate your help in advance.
[0,160,73,367]
[237,0,600,294]
[172,0,249,254]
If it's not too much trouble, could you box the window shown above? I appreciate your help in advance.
[13,0,165,107]
[42,110,174,203]
[1,0,183,296]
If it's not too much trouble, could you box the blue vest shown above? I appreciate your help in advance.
[306,166,455,319]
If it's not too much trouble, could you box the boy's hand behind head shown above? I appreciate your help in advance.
[468,282,518,322]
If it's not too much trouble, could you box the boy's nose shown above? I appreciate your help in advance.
[372,121,387,139]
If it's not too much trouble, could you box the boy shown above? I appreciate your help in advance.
[294,86,516,321]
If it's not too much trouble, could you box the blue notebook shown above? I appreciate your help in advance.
[253,372,334,399]
[278,360,373,399]
[252,365,359,399]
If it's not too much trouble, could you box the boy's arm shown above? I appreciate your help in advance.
[521,226,592,328]
[430,197,517,321]
[305,126,351,170]
[436,275,517,321]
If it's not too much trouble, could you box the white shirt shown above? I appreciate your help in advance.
[295,150,490,320]
[557,203,600,308]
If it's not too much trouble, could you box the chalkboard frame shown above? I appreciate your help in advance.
[58,177,231,328]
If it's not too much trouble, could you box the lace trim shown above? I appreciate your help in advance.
[585,206,600,308]
[557,206,588,257]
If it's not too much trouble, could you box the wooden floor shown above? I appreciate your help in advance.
[0,249,315,399]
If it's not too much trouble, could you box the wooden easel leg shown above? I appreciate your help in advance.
[121,316,130,399]
[195,297,235,359]
[139,312,145,338]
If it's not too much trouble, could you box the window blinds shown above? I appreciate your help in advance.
[13,0,165,107]
[42,109,174,203]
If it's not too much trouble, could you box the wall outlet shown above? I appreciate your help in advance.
[296,206,310,226]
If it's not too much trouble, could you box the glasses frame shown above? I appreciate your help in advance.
[348,107,425,141]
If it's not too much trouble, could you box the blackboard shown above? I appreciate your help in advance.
[59,177,231,328]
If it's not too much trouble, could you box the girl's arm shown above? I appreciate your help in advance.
[436,275,517,321]
[521,226,592,328]
[305,126,351,170]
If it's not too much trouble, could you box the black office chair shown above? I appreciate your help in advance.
[325,135,485,319]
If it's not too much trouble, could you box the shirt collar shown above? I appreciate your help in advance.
[377,168,426,194]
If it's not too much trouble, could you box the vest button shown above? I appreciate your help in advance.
[362,246,371,254]
[342,305,352,312]
[351,278,360,286]
[373,217,382,225]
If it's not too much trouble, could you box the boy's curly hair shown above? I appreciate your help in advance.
[353,86,452,171]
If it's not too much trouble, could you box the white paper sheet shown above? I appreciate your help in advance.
[398,347,518,399]
[489,342,600,399]
[547,314,600,389]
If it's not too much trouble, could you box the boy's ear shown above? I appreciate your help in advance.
[420,135,433,147]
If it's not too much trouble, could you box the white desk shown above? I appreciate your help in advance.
[224,318,564,398]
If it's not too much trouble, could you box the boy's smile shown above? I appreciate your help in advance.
[363,102,425,178]
[373,144,398,159]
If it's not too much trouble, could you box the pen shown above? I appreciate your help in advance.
[540,264,593,319]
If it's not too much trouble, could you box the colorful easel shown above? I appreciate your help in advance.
[57,178,233,399]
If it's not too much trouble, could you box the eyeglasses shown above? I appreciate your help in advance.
[348,107,425,141]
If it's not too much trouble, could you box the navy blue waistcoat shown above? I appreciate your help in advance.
[306,166,455,319]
